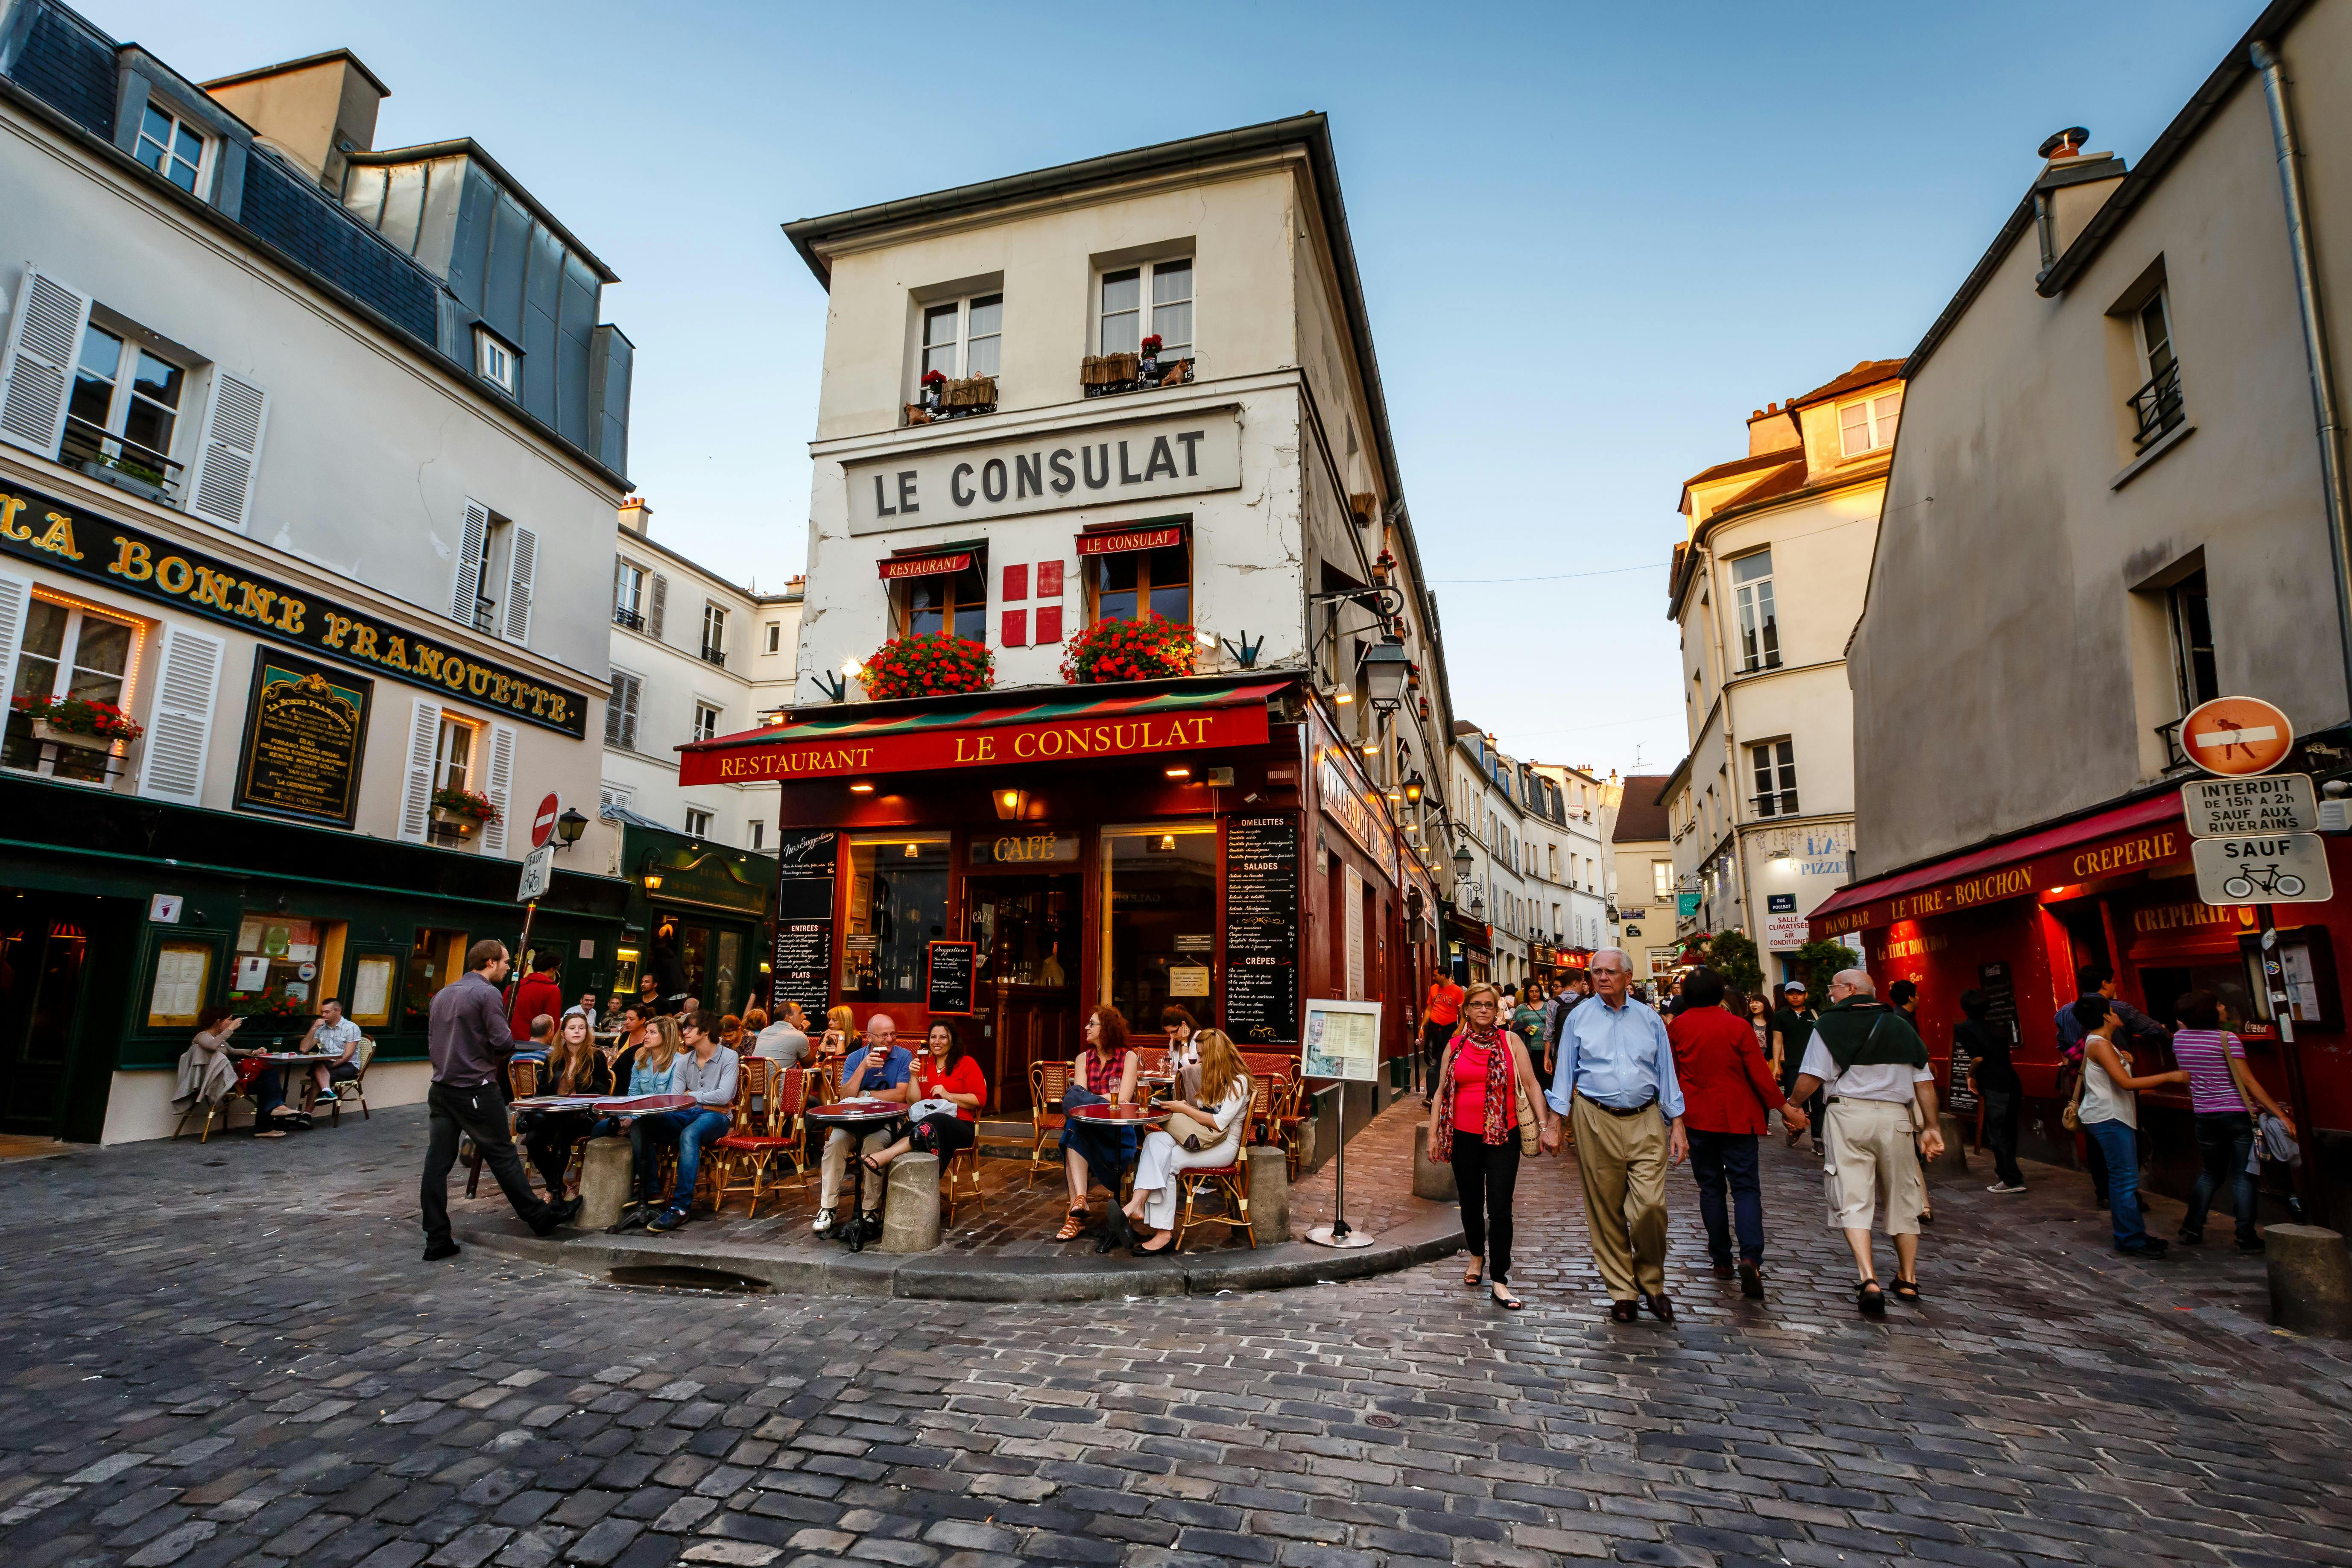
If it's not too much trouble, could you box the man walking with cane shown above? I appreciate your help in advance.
[420,940,581,1261]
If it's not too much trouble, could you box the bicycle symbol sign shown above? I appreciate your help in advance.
[2191,833,2333,906]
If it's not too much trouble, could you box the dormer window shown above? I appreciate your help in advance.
[1837,387,1902,458]
[135,104,206,195]
[473,325,520,397]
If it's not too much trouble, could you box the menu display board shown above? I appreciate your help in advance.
[1224,815,1299,1044]
[773,922,832,1018]
[1302,999,1381,1082]
[234,649,370,827]
[926,940,978,1016]
[772,831,837,1015]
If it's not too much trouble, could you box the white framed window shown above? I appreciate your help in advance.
[700,603,727,666]
[599,782,634,814]
[1838,387,1903,457]
[684,807,714,838]
[614,560,647,631]
[2139,290,2176,384]
[432,714,481,795]
[748,820,765,851]
[63,321,187,493]
[921,293,1002,380]
[473,325,519,397]
[604,669,642,750]
[2,594,140,785]
[2131,288,2185,451]
[2168,568,2217,712]
[764,621,781,654]
[1653,860,1674,901]
[1098,258,1192,360]
[1750,739,1799,818]
[1731,549,1779,672]
[693,702,720,743]
[134,103,207,195]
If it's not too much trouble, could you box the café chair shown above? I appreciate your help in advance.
[1272,1078,1311,1178]
[1172,1154,1253,1253]
[326,1038,377,1127]
[1028,1060,1070,1187]
[465,1057,542,1198]
[713,1059,795,1218]
[943,1143,985,1224]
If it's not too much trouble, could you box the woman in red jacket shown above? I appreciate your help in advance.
[1667,968,1808,1299]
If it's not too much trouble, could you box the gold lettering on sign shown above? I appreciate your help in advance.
[2131,901,2253,935]
[994,834,1061,862]
[2071,830,2180,880]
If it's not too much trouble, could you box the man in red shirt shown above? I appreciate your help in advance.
[1667,968,1806,1298]
[509,949,567,1043]
[1422,974,1466,1103]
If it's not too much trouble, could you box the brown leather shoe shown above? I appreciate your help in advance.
[1608,1299,1639,1323]
[1643,1292,1676,1323]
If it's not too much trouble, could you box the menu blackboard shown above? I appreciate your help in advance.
[772,831,837,1015]
[1224,815,1299,1044]
[773,921,832,1018]
[927,940,977,1016]
[775,831,838,916]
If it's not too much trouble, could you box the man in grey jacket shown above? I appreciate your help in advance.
[420,940,580,1260]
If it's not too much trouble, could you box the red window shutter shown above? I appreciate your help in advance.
[1037,560,1065,598]
[1002,608,1029,647]
[1034,605,1063,644]
[1003,563,1028,602]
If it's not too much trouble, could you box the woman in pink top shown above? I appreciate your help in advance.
[1423,983,1556,1310]
[2170,990,2293,1250]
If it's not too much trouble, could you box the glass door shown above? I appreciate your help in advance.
[969,874,1081,1114]
[1100,823,1217,1034]
[0,901,95,1135]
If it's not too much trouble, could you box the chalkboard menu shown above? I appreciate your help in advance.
[234,649,370,828]
[771,831,837,1015]
[1224,815,1299,1044]
[1950,958,2020,1116]
[927,940,978,1016]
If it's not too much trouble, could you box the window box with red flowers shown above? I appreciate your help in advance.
[905,369,997,425]
[431,787,500,832]
[12,692,141,752]
[1081,334,1193,398]
[1060,613,1198,684]
[857,632,995,700]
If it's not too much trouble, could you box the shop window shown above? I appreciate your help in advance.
[231,916,345,1016]
[1088,539,1191,625]
[842,835,952,1001]
[405,927,471,1027]
[896,561,987,642]
[348,953,397,1030]
[1101,822,1217,1026]
[146,938,213,1030]
[3,594,140,785]
[2168,568,2217,711]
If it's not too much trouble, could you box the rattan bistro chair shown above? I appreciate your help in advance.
[1028,1060,1070,1187]
[1172,1153,1253,1252]
[327,1037,376,1126]
[713,1059,799,1218]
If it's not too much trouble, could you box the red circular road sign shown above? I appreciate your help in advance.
[530,792,562,848]
[2181,695,2294,776]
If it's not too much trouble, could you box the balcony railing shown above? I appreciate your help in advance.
[2129,360,2185,453]
[613,606,644,632]
[699,647,727,669]
[469,596,496,634]
[1082,354,1194,399]
[61,415,183,502]
[904,375,998,426]
[1751,790,1801,819]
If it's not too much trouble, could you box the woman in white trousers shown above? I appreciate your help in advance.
[1125,1028,1252,1253]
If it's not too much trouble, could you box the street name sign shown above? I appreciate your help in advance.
[2182,773,2317,837]
[2181,694,2294,776]
[517,843,555,902]
[2190,834,2332,905]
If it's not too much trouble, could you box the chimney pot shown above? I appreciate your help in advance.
[2039,126,2090,160]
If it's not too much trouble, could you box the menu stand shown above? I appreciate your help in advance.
[1304,1082,1374,1250]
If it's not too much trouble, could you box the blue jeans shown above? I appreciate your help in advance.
[2084,1118,2160,1252]
[2185,1111,2257,1243]
[634,1109,733,1213]
[1687,1129,1764,1265]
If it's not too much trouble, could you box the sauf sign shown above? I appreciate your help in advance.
[844,409,1242,534]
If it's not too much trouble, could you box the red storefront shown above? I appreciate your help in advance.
[1810,790,2350,1218]
[679,673,1416,1117]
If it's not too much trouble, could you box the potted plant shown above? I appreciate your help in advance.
[1372,548,1396,585]
[431,787,500,831]
[231,986,310,1022]
[80,453,172,503]
[12,692,141,751]
[1138,333,1163,379]
[856,632,995,700]
[1060,612,1199,684]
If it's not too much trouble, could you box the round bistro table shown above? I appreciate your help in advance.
[804,1099,910,1252]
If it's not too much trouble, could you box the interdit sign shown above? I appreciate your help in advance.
[679,704,1268,786]
[843,408,1242,534]
[1812,823,2190,936]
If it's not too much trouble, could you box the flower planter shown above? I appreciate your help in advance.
[431,806,484,831]
[31,720,117,752]
[1081,353,1139,388]
[942,375,997,410]
[78,460,171,504]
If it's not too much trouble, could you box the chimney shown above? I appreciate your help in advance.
[2030,126,2126,274]
[618,496,653,535]
[203,50,388,191]
[1746,399,1800,458]
[2038,126,2090,161]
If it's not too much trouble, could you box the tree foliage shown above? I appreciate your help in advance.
[1708,930,1763,995]
[1794,938,1861,999]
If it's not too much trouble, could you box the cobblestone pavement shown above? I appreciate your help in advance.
[3,1100,2350,1568]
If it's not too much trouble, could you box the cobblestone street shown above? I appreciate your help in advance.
[3,1104,2350,1568]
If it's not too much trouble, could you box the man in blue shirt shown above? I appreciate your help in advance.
[1546,948,1688,1322]
[816,1014,914,1240]
[2055,964,2170,1209]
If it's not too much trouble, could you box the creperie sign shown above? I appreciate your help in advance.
[680,704,1267,786]
[1811,824,2189,936]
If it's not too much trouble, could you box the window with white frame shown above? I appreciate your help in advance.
[2168,568,2218,712]
[2131,289,2185,451]
[1653,860,1674,901]
[63,320,187,491]
[431,714,481,796]
[599,782,633,814]
[764,620,781,654]
[604,670,642,750]
[700,603,727,666]
[1750,740,1799,818]
[2,594,138,785]
[134,103,206,194]
[684,807,714,838]
[1838,387,1903,458]
[1098,258,1192,360]
[1731,549,1780,672]
[613,561,647,632]
[748,819,765,851]
[693,702,720,744]
[473,326,519,397]
[921,293,1002,381]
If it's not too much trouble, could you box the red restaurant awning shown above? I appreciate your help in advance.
[677,679,1285,787]
[1807,791,2188,939]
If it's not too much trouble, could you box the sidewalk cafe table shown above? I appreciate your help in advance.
[805,1098,908,1252]
[1065,1103,1168,1214]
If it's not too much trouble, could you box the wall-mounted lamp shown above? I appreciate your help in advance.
[849,781,875,794]
[1360,635,1410,712]
[641,871,664,892]
[1403,772,1425,804]
[1164,766,1191,780]
[554,807,588,849]
[993,786,1028,820]
[1452,840,1475,880]
[903,842,921,858]
[1333,689,1353,705]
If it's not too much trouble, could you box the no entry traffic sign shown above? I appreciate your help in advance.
[530,792,562,849]
[2180,695,2294,776]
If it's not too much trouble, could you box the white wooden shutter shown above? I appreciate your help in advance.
[0,266,92,458]
[136,623,226,805]
[479,722,517,856]
[187,371,269,531]
[398,699,441,843]
[0,571,31,692]
[502,524,537,645]
[647,573,668,641]
[449,501,490,623]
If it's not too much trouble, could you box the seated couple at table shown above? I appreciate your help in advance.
[1054,1008,1249,1254]
[513,1012,739,1237]
[812,1015,987,1241]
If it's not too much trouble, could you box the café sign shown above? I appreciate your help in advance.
[682,703,1269,785]
[845,407,1241,534]
[1811,817,2191,938]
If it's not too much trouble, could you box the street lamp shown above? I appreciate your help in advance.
[1402,771,1424,805]
[1360,637,1410,712]
[554,806,588,849]
[1451,838,1474,881]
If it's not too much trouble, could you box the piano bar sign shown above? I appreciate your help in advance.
[0,483,591,737]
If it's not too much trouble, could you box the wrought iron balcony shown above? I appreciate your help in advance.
[2156,717,2190,770]
[1751,790,1801,819]
[613,606,644,632]
[61,415,183,501]
[699,647,727,669]
[2129,360,2185,453]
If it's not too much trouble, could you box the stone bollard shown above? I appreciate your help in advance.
[1247,1145,1289,1245]
[579,1138,632,1231]
[1934,1113,1969,1176]
[880,1153,942,1253]
[1413,1125,1457,1202]
[2265,1224,2352,1338]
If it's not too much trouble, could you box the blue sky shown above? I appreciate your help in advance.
[105,0,2255,778]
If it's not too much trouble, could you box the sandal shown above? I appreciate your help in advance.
[1490,1282,1523,1310]
[1055,1209,1087,1242]
[1856,1279,1887,1316]
[1891,1276,1920,1302]
[1463,1264,1483,1288]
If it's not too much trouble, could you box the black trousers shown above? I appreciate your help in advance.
[522,1110,597,1199]
[911,1112,976,1158]
[1450,1137,1521,1283]
[421,1080,553,1247]
[1421,1021,1453,1091]
[1981,1085,2024,1188]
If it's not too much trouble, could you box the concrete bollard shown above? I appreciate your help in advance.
[2264,1224,2352,1338]
[1413,1125,1457,1202]
[579,1138,632,1231]
[880,1153,942,1253]
[1934,1113,1969,1175]
[1246,1145,1289,1245]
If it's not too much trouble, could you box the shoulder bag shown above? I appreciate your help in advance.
[1509,1045,1543,1156]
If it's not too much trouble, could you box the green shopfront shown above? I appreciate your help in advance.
[0,771,631,1143]
[613,822,778,1021]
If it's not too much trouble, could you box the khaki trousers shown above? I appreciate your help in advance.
[820,1127,892,1214]
[1571,1094,1670,1301]
[1823,1098,1925,1235]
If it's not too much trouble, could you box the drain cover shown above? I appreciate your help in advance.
[606,1265,771,1294]
[1365,1413,1399,1428]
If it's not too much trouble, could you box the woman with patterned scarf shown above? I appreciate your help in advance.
[1424,982,1558,1309]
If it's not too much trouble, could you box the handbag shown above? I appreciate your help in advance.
[1165,1109,1220,1152]
[1509,1047,1542,1156]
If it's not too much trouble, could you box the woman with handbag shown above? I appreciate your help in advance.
[1425,983,1556,1309]
[1123,1029,1252,1254]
